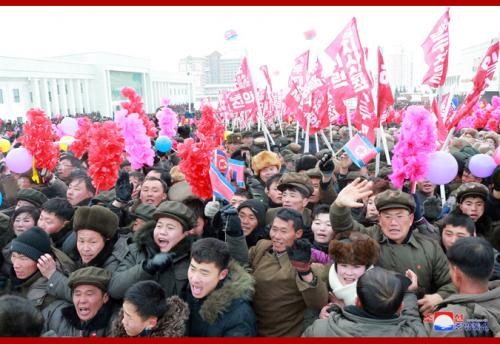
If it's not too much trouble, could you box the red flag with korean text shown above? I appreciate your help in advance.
[227,57,258,123]
[439,92,450,120]
[421,9,450,88]
[325,18,375,142]
[445,40,499,130]
[325,17,373,98]
[377,47,394,122]
[288,50,310,89]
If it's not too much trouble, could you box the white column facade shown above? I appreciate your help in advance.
[50,79,60,116]
[58,79,68,116]
[31,79,41,108]
[40,78,52,115]
[67,79,76,115]
[88,80,95,112]
[83,79,91,113]
[74,79,84,113]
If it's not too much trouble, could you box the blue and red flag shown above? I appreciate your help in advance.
[228,158,246,188]
[343,134,381,168]
[215,149,229,176]
[209,162,236,202]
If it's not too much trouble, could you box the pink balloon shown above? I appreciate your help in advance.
[494,146,500,165]
[5,147,33,173]
[469,154,496,178]
[60,117,79,136]
[425,151,458,185]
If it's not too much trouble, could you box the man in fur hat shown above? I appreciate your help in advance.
[247,150,281,204]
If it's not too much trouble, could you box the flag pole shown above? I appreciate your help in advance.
[315,132,319,152]
[320,129,335,156]
[379,121,392,166]
[375,127,381,177]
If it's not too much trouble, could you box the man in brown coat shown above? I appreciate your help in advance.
[227,207,327,336]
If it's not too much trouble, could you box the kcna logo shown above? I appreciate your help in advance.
[424,311,464,332]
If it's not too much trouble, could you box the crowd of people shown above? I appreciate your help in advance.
[0,118,499,337]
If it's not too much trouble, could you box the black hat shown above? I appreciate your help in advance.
[11,226,51,262]
[73,205,119,239]
[154,201,197,231]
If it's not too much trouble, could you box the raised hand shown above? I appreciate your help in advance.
[334,178,373,208]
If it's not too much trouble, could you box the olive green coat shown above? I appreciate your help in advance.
[330,204,455,299]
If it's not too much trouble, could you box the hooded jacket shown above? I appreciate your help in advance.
[302,293,427,337]
[238,200,268,248]
[186,261,257,337]
[112,295,189,337]
[426,280,500,337]
[108,221,191,300]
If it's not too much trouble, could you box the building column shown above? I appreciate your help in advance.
[82,79,91,113]
[58,79,68,116]
[67,79,76,115]
[40,78,52,116]
[50,79,60,116]
[74,79,84,114]
[31,79,41,108]
[88,80,95,112]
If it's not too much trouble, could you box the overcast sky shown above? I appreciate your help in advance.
[1,6,499,89]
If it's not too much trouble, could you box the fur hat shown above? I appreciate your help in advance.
[329,231,379,266]
[170,166,185,184]
[295,154,318,173]
[484,132,499,148]
[461,128,478,139]
[251,151,281,176]
[73,205,119,239]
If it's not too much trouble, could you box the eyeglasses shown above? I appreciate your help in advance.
[380,214,410,223]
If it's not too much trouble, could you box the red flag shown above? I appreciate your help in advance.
[432,97,448,146]
[421,9,450,88]
[445,40,499,130]
[325,18,373,97]
[377,47,394,122]
[260,65,273,92]
[439,92,450,120]
[288,50,310,89]
[227,57,258,122]
[352,91,376,143]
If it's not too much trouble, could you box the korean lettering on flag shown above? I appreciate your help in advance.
[325,18,373,98]
[228,57,258,120]
[288,50,310,89]
[377,47,394,123]
[343,133,381,168]
[421,9,450,88]
[353,90,377,143]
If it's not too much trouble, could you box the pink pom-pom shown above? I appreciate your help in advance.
[390,106,437,189]
[115,111,155,170]
[156,98,178,138]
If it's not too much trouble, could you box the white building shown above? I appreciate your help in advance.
[179,51,241,103]
[445,39,500,96]
[385,46,414,91]
[0,52,191,121]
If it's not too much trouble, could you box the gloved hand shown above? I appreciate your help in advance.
[115,171,133,203]
[318,152,335,177]
[224,211,243,237]
[423,196,442,221]
[492,165,500,192]
[142,252,176,275]
[286,239,312,275]
[204,201,221,218]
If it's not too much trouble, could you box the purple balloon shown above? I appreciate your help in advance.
[469,154,496,178]
[426,151,458,185]
[60,117,78,136]
[5,147,33,173]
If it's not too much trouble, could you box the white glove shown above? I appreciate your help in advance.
[204,201,220,218]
